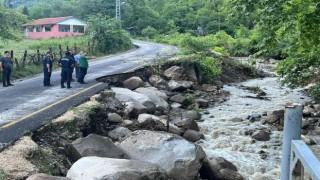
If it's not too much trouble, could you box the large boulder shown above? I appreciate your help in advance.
[170,94,190,106]
[183,129,205,142]
[26,173,70,180]
[67,157,168,180]
[135,87,168,100]
[200,156,243,180]
[168,80,194,91]
[67,134,127,161]
[112,87,164,112]
[149,75,168,90]
[164,66,186,80]
[266,110,284,124]
[137,114,181,135]
[119,130,205,180]
[182,110,201,121]
[251,130,271,141]
[123,76,144,90]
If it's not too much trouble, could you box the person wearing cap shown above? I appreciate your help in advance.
[0,51,14,87]
[58,51,75,88]
[43,51,53,86]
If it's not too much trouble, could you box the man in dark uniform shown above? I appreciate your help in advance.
[0,51,14,87]
[43,51,53,86]
[58,51,75,88]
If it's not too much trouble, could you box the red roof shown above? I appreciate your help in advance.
[22,16,74,26]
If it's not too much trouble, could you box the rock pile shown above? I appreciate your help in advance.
[1,65,244,180]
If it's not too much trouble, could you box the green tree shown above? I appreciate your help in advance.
[0,2,26,41]
[86,14,132,53]
[230,0,320,87]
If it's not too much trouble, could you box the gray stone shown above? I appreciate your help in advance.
[137,114,181,135]
[113,87,166,112]
[173,118,200,132]
[67,134,127,161]
[220,169,244,180]
[199,156,241,180]
[182,110,201,120]
[251,130,271,141]
[229,117,243,122]
[170,94,189,105]
[183,129,205,142]
[135,87,168,100]
[108,127,132,141]
[164,66,186,80]
[303,106,316,116]
[168,80,193,91]
[171,102,182,109]
[313,104,320,111]
[123,76,143,90]
[119,130,204,180]
[301,120,310,129]
[67,157,168,180]
[201,84,218,92]
[149,75,168,90]
[107,113,123,123]
[195,98,209,108]
[27,173,70,180]
[266,110,284,124]
[124,101,148,118]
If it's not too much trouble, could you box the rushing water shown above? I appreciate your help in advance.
[197,76,311,179]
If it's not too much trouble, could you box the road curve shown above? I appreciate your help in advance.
[0,40,178,144]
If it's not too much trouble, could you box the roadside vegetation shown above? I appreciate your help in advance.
[1,0,319,99]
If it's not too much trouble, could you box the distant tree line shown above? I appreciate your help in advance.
[2,0,320,88]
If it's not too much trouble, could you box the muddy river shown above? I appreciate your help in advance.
[197,75,311,179]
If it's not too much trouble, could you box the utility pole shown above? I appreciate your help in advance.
[116,0,121,21]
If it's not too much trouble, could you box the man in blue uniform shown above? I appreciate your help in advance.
[43,51,53,86]
[0,51,14,87]
[58,51,75,88]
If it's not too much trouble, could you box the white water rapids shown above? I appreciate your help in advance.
[197,75,311,179]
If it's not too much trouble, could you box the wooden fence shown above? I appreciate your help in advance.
[10,42,94,69]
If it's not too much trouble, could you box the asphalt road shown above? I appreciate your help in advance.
[0,40,178,144]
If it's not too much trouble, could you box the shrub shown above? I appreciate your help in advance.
[142,26,159,39]
[310,83,320,102]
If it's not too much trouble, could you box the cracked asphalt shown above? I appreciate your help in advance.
[0,40,179,144]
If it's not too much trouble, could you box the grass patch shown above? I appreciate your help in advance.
[28,148,56,175]
[0,168,5,180]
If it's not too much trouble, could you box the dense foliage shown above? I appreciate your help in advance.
[3,0,320,89]
[86,14,132,53]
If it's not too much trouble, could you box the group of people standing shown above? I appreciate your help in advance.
[0,50,89,88]
[43,50,89,88]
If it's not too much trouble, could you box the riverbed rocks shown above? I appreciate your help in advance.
[67,134,128,161]
[67,157,168,180]
[3,64,238,180]
[118,130,205,180]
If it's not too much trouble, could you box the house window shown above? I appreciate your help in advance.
[73,25,85,33]
[27,26,33,32]
[35,26,41,32]
[59,25,70,32]
[44,25,51,32]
